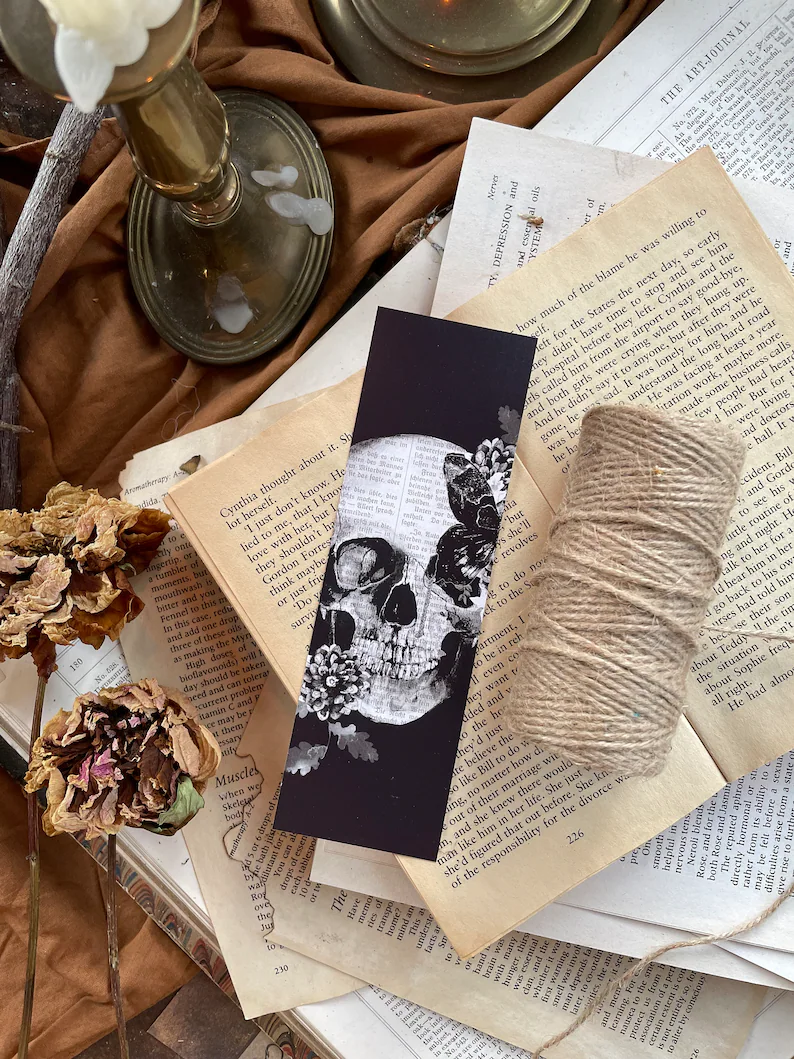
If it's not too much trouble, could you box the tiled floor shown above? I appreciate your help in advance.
[75,975,276,1059]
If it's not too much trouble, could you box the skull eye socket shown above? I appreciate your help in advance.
[334,537,397,590]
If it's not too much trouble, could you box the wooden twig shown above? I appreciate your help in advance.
[0,105,102,510]
[0,188,7,262]
[18,674,47,1059]
[106,834,130,1059]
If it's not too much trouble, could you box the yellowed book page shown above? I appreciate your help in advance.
[228,673,762,1059]
[167,373,725,958]
[450,147,794,783]
[119,397,360,1019]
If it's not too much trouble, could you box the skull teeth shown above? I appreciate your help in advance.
[352,636,440,680]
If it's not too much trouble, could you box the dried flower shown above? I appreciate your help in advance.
[298,644,369,722]
[0,483,171,677]
[26,679,221,839]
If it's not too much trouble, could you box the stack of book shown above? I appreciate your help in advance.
[3,0,794,1056]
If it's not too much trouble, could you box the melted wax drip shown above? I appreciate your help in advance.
[251,165,299,189]
[266,191,333,236]
[210,275,253,335]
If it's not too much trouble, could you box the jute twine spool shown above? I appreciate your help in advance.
[507,405,746,778]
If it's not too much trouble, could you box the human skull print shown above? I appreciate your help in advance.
[316,434,486,725]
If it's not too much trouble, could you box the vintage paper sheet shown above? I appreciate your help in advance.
[294,987,794,1059]
[119,400,360,1018]
[306,843,794,989]
[437,145,794,946]
[432,121,794,320]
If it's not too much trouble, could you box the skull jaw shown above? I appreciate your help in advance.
[352,670,455,725]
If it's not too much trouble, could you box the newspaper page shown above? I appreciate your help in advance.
[118,400,359,1018]
[538,0,794,181]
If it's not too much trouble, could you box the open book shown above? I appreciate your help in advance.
[167,147,794,966]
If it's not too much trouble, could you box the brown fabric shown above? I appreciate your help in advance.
[0,0,659,510]
[0,769,196,1059]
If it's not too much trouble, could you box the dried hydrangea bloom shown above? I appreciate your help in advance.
[0,483,171,677]
[26,678,221,839]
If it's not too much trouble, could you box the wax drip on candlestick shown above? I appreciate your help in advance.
[38,0,182,111]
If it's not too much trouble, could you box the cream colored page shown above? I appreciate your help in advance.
[231,678,762,1059]
[307,842,794,989]
[119,398,358,1018]
[166,372,727,959]
[451,148,794,782]
[398,461,721,956]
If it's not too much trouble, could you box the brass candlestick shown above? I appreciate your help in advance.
[0,0,333,363]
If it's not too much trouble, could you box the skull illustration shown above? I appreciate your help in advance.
[316,435,483,726]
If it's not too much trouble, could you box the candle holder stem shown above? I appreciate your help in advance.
[113,58,240,227]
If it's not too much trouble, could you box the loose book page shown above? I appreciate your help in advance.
[119,399,360,1018]
[294,987,794,1059]
[307,842,794,989]
[221,672,762,1059]
[432,120,794,320]
[427,121,794,954]
[449,147,794,782]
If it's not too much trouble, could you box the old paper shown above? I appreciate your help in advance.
[307,843,794,989]
[119,399,360,1018]
[291,987,794,1059]
[220,672,762,1059]
[167,148,794,961]
[450,146,794,782]
[432,120,794,320]
[539,0,794,180]
[424,121,794,960]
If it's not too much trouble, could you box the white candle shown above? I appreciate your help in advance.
[39,0,182,113]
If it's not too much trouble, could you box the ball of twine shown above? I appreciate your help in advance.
[507,405,746,778]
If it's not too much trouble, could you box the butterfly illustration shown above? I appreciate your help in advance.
[426,453,501,607]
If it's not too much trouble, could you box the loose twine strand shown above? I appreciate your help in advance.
[507,405,747,778]
[529,874,794,1057]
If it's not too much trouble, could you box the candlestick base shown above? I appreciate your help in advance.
[127,90,333,365]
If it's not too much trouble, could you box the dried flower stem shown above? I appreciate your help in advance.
[18,674,47,1059]
[106,834,130,1059]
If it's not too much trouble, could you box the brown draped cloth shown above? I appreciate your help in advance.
[0,1,659,1054]
[0,0,660,511]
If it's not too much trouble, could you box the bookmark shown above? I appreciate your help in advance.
[275,307,535,860]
